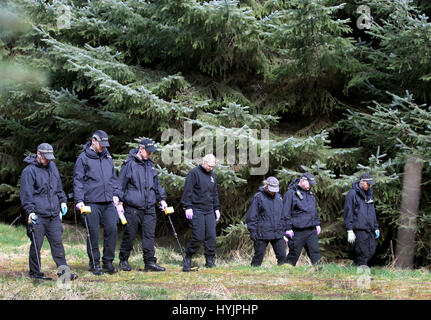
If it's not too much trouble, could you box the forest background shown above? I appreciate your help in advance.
[1,0,431,268]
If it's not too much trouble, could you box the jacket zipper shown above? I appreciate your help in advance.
[100,157,107,201]
[47,167,53,215]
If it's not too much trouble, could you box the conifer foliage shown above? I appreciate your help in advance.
[1,0,431,266]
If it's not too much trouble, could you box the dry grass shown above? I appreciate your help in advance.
[0,223,430,300]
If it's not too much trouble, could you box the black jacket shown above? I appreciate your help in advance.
[20,155,67,218]
[282,178,321,230]
[117,148,166,211]
[344,181,379,231]
[246,187,286,240]
[73,141,120,203]
[181,165,220,212]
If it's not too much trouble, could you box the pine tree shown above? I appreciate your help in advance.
[346,91,431,267]
[2,0,431,266]
[0,3,48,218]
[259,0,364,115]
[356,0,431,103]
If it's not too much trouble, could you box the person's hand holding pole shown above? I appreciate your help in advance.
[285,230,294,239]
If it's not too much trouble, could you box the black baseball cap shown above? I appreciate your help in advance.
[139,138,156,152]
[37,143,55,160]
[301,172,317,186]
[360,173,375,185]
[92,130,110,147]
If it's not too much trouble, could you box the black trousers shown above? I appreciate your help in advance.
[286,228,321,266]
[353,230,376,266]
[251,238,287,266]
[119,206,157,264]
[185,209,216,259]
[81,202,118,267]
[27,215,67,276]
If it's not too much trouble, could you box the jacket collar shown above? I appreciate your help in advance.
[24,154,50,169]
[353,181,373,200]
[128,148,153,166]
[259,186,277,198]
[84,141,109,159]
[289,178,312,194]
[198,164,211,174]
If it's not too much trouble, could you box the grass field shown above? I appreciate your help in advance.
[0,222,430,300]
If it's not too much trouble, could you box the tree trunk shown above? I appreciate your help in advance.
[395,155,423,269]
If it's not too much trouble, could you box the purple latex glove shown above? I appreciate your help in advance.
[215,210,220,222]
[159,200,168,211]
[185,209,193,220]
[285,230,294,239]
[76,202,84,211]
[316,226,321,235]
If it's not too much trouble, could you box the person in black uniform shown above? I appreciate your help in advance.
[73,130,121,275]
[181,154,221,271]
[20,143,78,281]
[344,173,380,266]
[282,172,322,266]
[246,177,288,266]
[117,138,168,272]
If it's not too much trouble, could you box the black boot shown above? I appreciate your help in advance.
[29,272,52,281]
[312,260,323,272]
[144,261,166,272]
[89,264,104,276]
[102,262,118,274]
[119,260,131,272]
[205,256,216,268]
[182,255,199,272]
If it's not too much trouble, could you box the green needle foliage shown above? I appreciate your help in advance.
[1,0,431,267]
[345,91,431,266]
